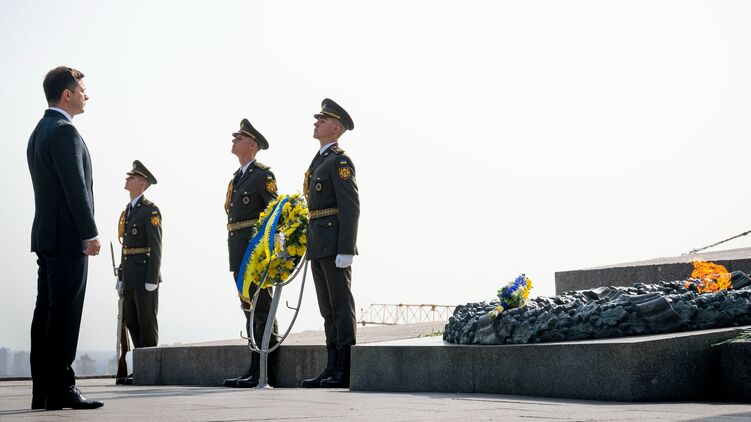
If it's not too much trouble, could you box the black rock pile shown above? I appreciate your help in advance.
[443,272,751,345]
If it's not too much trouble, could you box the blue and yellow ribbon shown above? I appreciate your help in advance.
[236,195,290,302]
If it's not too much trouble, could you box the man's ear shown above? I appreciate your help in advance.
[61,88,72,103]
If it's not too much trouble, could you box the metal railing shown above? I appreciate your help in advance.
[358,304,454,326]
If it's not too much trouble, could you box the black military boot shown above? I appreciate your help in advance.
[236,352,260,388]
[223,356,255,388]
[301,346,338,388]
[320,345,351,388]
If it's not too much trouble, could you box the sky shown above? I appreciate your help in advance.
[2,0,751,352]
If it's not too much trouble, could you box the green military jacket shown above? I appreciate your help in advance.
[226,161,277,272]
[120,196,162,289]
[305,144,360,260]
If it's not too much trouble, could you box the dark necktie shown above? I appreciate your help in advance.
[233,170,242,188]
[309,153,323,172]
[126,203,132,218]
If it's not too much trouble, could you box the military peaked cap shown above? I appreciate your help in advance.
[314,98,354,131]
[232,118,269,150]
[127,160,157,185]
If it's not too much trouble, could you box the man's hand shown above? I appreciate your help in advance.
[115,281,124,296]
[335,254,354,268]
[145,283,158,292]
[84,238,101,256]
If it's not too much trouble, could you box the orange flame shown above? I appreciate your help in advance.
[684,260,732,293]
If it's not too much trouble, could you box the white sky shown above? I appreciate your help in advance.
[2,0,751,351]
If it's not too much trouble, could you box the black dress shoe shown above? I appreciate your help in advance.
[45,386,104,410]
[235,375,259,388]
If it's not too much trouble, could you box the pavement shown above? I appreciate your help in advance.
[2,378,751,421]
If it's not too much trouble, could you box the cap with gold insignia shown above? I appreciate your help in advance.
[232,118,269,150]
[314,98,354,131]
[127,160,158,185]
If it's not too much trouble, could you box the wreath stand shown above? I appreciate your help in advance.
[240,254,309,388]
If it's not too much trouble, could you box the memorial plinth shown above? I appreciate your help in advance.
[351,326,748,401]
[555,247,751,294]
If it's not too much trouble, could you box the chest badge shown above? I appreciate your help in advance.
[315,182,322,192]
[339,167,351,180]
[242,196,250,205]
[132,227,138,235]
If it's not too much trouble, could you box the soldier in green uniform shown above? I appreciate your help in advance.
[223,119,280,388]
[301,99,360,388]
[118,160,162,360]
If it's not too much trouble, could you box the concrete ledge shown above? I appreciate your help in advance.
[351,326,750,401]
[133,322,445,387]
[555,247,751,294]
[134,344,328,387]
[716,339,751,403]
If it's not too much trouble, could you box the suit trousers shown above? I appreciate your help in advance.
[30,252,88,396]
[310,256,356,348]
[123,288,159,348]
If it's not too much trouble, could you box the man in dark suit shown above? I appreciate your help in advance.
[223,119,280,388]
[26,66,103,410]
[118,160,162,356]
[301,99,360,388]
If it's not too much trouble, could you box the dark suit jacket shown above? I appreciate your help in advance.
[121,196,163,289]
[305,144,360,260]
[27,109,97,252]
[226,161,277,272]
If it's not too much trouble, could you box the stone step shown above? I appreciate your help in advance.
[351,326,750,402]
[134,322,750,401]
[133,321,445,387]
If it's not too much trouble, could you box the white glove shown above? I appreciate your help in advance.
[335,254,354,268]
[145,283,158,292]
[115,281,124,295]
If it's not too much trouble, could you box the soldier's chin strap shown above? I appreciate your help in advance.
[684,229,751,255]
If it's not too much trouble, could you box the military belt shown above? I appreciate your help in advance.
[309,207,339,219]
[123,247,151,255]
[227,218,259,232]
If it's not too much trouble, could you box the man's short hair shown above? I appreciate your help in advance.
[43,66,84,104]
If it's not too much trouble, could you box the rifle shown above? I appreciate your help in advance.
[111,241,130,384]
